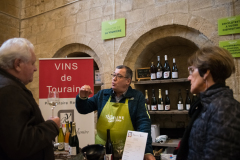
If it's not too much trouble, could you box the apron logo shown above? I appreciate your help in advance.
[106,114,124,122]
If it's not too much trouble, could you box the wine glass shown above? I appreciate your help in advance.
[47,91,60,117]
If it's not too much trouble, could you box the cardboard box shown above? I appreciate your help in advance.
[151,124,160,142]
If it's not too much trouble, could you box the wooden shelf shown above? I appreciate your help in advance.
[149,110,188,114]
[133,78,189,84]
[152,139,180,147]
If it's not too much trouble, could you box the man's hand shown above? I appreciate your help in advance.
[144,154,156,160]
[79,85,93,98]
[49,117,60,128]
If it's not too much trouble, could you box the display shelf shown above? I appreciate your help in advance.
[149,110,188,114]
[152,139,180,147]
[133,78,189,84]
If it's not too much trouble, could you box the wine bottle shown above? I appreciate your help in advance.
[156,56,163,80]
[145,90,150,111]
[163,55,171,79]
[177,89,183,111]
[150,62,157,80]
[68,121,73,152]
[105,129,114,160]
[158,89,164,111]
[151,89,157,111]
[165,90,170,111]
[185,89,191,111]
[58,124,65,151]
[191,94,198,106]
[64,120,70,152]
[69,122,79,156]
[172,58,178,79]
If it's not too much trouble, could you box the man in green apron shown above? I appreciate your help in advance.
[76,65,155,160]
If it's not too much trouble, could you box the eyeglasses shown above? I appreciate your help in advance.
[188,66,196,75]
[111,74,128,80]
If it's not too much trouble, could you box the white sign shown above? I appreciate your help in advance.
[122,131,148,160]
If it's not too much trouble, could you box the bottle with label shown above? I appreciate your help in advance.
[69,122,79,156]
[64,120,70,152]
[172,58,178,79]
[150,62,157,80]
[145,90,150,111]
[68,121,73,152]
[58,124,65,151]
[158,89,164,111]
[156,56,163,80]
[163,55,171,79]
[164,90,170,111]
[185,89,191,111]
[151,89,157,111]
[105,129,114,160]
[177,89,183,111]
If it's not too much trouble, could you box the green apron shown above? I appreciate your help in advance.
[95,96,134,157]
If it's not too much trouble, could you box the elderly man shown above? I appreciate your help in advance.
[0,38,60,160]
[76,65,155,160]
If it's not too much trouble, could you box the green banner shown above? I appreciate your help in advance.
[219,39,240,57]
[102,18,125,40]
[218,15,240,35]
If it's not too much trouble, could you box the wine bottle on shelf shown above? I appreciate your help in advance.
[163,55,171,79]
[151,89,157,111]
[177,89,183,111]
[191,94,198,106]
[69,122,79,156]
[164,90,170,111]
[64,120,70,152]
[105,129,114,160]
[185,89,191,111]
[145,90,151,111]
[158,89,164,111]
[156,56,163,80]
[172,58,178,79]
[68,121,73,152]
[150,62,157,80]
[58,124,65,151]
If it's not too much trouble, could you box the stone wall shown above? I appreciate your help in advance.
[0,0,20,45]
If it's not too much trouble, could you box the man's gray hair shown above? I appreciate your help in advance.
[116,65,133,80]
[0,38,34,69]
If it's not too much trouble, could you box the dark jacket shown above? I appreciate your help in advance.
[75,86,153,154]
[177,84,240,160]
[0,68,59,160]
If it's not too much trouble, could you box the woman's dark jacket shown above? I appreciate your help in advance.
[0,68,59,160]
[177,84,240,160]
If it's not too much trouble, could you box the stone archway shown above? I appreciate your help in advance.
[115,13,217,71]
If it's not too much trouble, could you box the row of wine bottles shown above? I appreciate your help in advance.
[150,55,178,80]
[58,120,80,156]
[145,89,198,111]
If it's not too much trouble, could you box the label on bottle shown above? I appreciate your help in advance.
[105,154,113,160]
[178,104,183,110]
[158,104,164,110]
[151,105,157,110]
[172,72,178,78]
[157,71,162,78]
[64,143,69,151]
[163,71,170,78]
[165,104,170,110]
[69,146,77,155]
[58,142,64,150]
[186,104,190,110]
[147,104,151,111]
[151,73,156,80]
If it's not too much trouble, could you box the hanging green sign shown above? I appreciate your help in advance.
[219,39,240,57]
[102,18,125,40]
[218,15,240,35]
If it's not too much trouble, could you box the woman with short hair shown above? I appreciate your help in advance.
[177,46,240,160]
